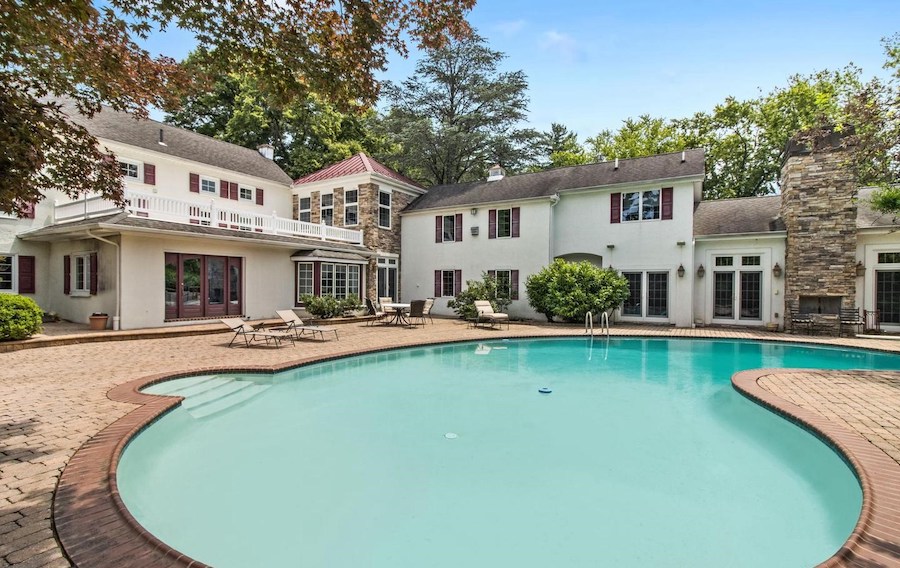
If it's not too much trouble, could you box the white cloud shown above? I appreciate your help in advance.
[494,19,526,38]
[540,30,579,62]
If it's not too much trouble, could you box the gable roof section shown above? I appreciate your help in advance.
[60,101,293,185]
[293,153,423,189]
[693,195,784,236]
[403,149,706,212]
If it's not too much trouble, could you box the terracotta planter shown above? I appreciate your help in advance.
[89,315,109,331]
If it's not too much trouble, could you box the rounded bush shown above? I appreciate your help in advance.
[0,295,43,340]
[525,259,629,323]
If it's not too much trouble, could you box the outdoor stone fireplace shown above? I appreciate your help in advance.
[781,129,858,329]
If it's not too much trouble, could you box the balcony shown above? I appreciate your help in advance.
[52,190,363,245]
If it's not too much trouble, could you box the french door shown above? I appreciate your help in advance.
[712,255,762,322]
[165,253,242,320]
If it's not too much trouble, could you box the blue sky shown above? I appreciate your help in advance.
[143,0,896,140]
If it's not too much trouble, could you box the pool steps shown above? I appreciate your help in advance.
[147,375,271,419]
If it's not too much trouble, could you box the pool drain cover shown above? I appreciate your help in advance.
[444,432,458,439]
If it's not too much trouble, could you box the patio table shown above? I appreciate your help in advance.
[382,303,411,326]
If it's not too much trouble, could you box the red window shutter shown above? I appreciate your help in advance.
[229,182,239,200]
[455,213,463,242]
[23,203,35,219]
[434,270,442,297]
[63,255,71,295]
[144,163,156,185]
[510,269,519,300]
[256,188,264,206]
[610,193,621,224]
[511,207,520,238]
[435,216,442,243]
[189,173,200,193]
[219,179,229,198]
[453,270,462,296]
[661,187,673,220]
[18,256,35,294]
[488,209,497,238]
[313,263,321,296]
[89,252,98,295]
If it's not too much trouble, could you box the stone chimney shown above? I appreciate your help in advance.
[257,144,275,160]
[781,128,857,321]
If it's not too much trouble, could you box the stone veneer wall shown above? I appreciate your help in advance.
[358,182,414,301]
[780,135,857,325]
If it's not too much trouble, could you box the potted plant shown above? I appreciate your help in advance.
[89,312,109,331]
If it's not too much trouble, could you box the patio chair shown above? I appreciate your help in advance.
[222,318,294,348]
[839,307,864,337]
[473,300,510,330]
[379,297,393,310]
[407,300,427,327]
[274,310,338,341]
[787,305,813,335]
[422,297,435,323]
[365,298,387,326]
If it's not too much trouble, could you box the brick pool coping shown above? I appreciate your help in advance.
[53,334,900,567]
[733,369,900,567]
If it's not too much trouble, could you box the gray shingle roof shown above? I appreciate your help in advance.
[59,101,293,185]
[403,149,706,212]
[693,195,785,236]
[857,187,899,228]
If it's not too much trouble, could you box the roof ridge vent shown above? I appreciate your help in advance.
[487,164,505,181]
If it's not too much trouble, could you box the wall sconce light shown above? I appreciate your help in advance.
[677,264,685,278]
[856,261,865,276]
[772,262,782,278]
[696,264,705,278]
[676,241,685,247]
[606,244,615,250]
[470,207,478,216]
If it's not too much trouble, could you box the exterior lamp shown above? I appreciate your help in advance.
[677,264,685,278]
[772,262,782,278]
[696,264,705,278]
[856,261,865,276]
[470,208,478,216]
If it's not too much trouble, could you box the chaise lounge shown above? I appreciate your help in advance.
[472,300,510,330]
[274,310,339,341]
[222,318,294,347]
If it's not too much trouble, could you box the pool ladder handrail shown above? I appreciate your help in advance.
[584,311,610,337]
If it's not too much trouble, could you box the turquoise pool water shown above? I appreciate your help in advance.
[118,338,900,567]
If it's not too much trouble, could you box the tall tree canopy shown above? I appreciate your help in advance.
[531,123,590,170]
[379,34,535,186]
[166,53,396,179]
[0,0,474,215]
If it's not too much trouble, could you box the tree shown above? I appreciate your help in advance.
[166,54,397,179]
[529,123,590,171]
[0,0,474,215]
[379,34,535,186]
[587,115,689,162]
[525,260,629,323]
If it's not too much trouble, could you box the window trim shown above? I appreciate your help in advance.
[0,254,16,294]
[378,191,392,229]
[441,270,456,297]
[71,252,92,297]
[118,159,141,181]
[621,189,661,222]
[496,208,513,238]
[238,185,254,201]
[321,193,334,226]
[199,176,218,195]
[298,197,311,223]
[442,215,456,242]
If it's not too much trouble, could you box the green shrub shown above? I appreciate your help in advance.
[447,273,511,320]
[339,295,362,314]
[299,294,343,319]
[525,259,629,323]
[0,295,43,340]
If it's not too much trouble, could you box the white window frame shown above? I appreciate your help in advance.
[441,270,456,297]
[378,191,392,229]
[344,190,359,226]
[299,197,311,223]
[494,269,512,297]
[621,189,661,222]
[239,185,254,201]
[119,159,141,181]
[497,208,513,238]
[0,254,17,294]
[296,263,314,299]
[200,176,218,195]
[620,270,669,319]
[442,215,456,242]
[321,194,334,226]
[71,252,92,296]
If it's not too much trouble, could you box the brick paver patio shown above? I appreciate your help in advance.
[1,319,899,567]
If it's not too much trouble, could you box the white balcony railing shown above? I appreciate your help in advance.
[52,190,364,245]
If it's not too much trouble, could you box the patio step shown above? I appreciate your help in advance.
[182,380,270,419]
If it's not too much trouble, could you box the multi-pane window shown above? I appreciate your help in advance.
[621,189,660,221]
[317,263,360,299]
[119,161,139,179]
[297,263,314,297]
[321,194,334,226]
[379,191,391,229]
[320,263,334,295]
[441,270,456,297]
[239,186,253,201]
[622,272,642,316]
[442,215,456,241]
[878,252,900,264]
[715,257,733,267]
[497,209,512,238]
[877,271,900,324]
[495,269,511,297]
[344,190,358,225]
[73,253,91,293]
[741,256,761,266]
[299,197,311,223]
[646,272,668,317]
[200,177,217,194]
[0,255,13,291]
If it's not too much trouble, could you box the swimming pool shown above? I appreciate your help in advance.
[118,338,900,567]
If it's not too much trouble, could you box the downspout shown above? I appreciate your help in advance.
[85,231,121,330]
[548,193,560,263]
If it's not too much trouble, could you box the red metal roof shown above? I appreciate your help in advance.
[293,153,423,189]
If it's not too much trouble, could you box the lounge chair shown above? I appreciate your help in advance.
[222,318,294,347]
[473,300,510,329]
[274,310,338,340]
[407,300,427,327]
[365,298,387,326]
[422,297,435,323]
